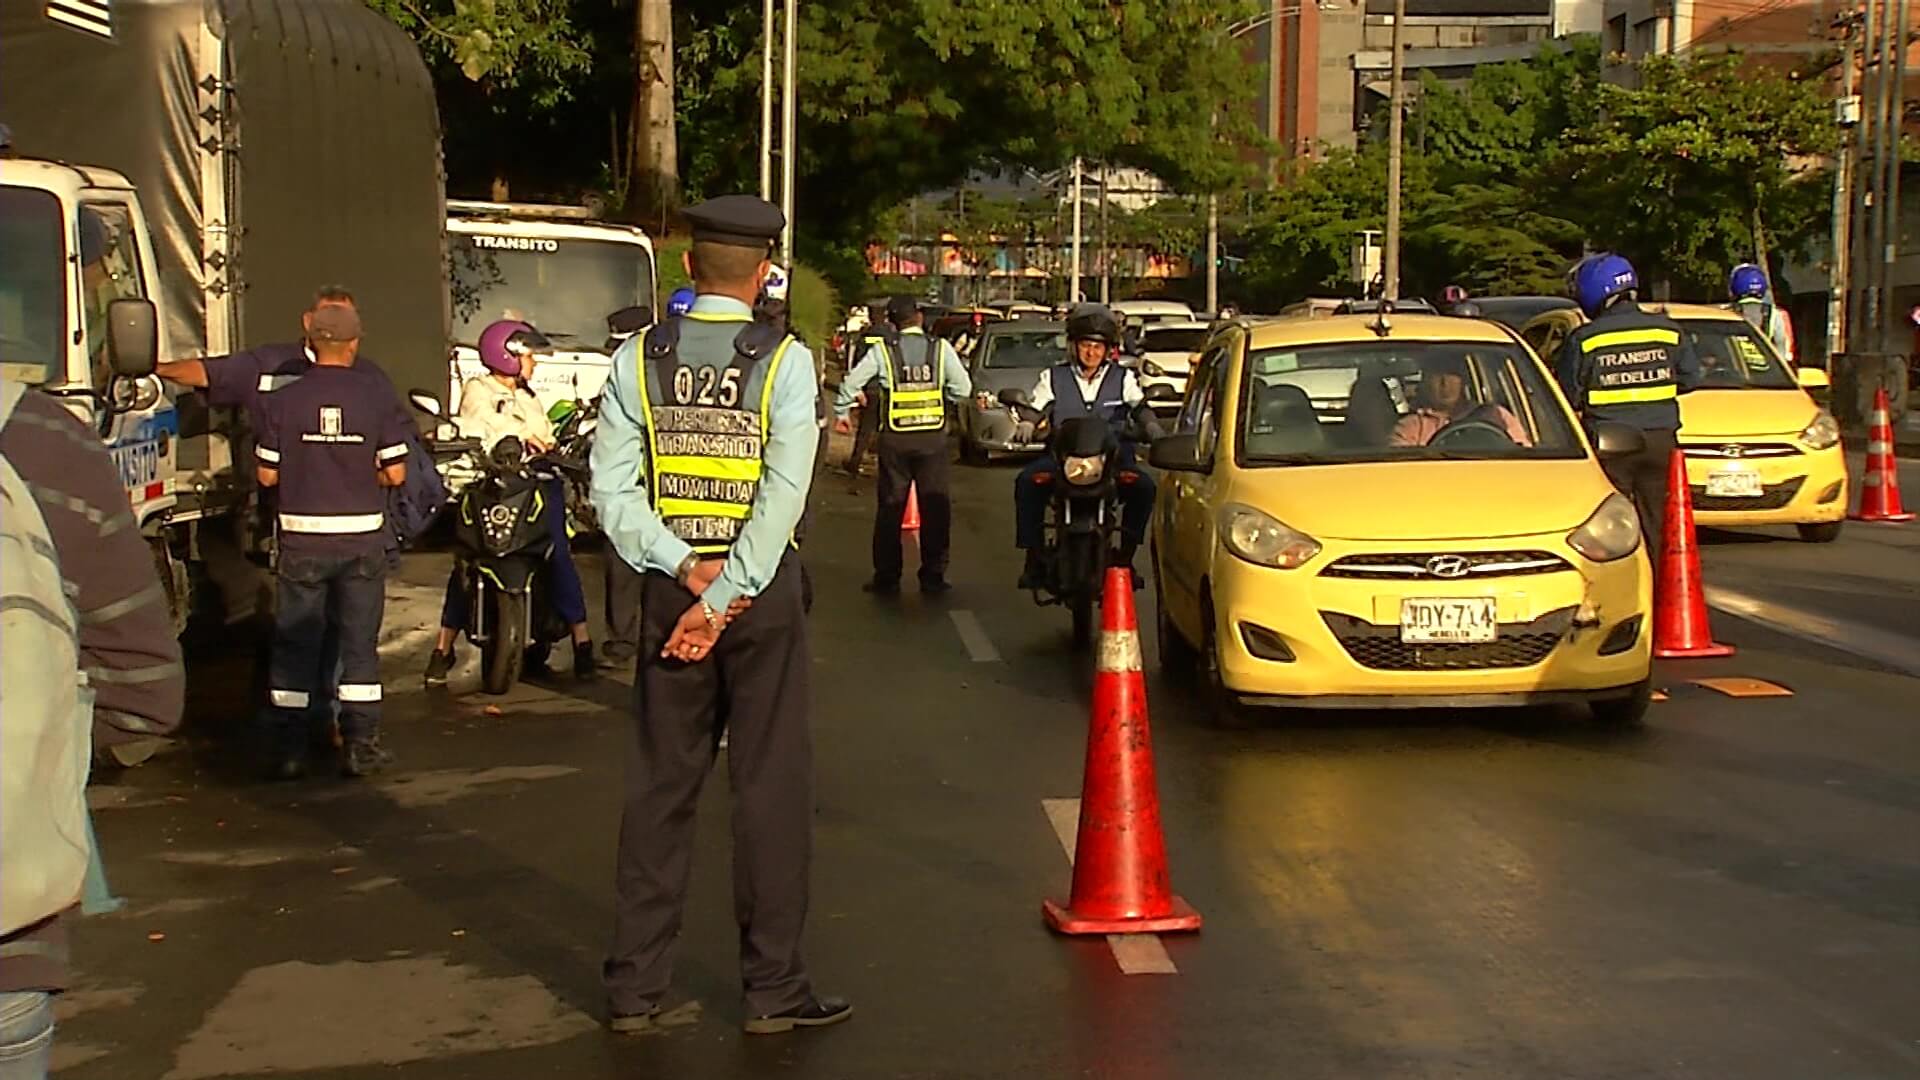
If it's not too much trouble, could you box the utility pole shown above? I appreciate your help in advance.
[1206,193,1220,315]
[1070,157,1084,303]
[777,0,797,265]
[1382,0,1407,302]
[1099,164,1111,304]
[1849,0,1879,351]
[758,0,774,202]
[1830,8,1862,360]
[1885,0,1910,355]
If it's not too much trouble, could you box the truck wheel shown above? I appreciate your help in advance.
[480,590,528,695]
[1591,679,1653,729]
[1796,521,1842,543]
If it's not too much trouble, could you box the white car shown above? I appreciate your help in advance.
[1135,320,1209,413]
[1112,298,1196,325]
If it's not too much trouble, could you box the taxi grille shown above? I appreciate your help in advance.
[1681,442,1802,460]
[1319,551,1570,580]
[1322,607,1575,671]
[1689,476,1805,512]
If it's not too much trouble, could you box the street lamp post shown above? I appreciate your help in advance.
[778,0,797,265]
[758,0,773,202]
[1070,157,1085,304]
[1207,194,1219,314]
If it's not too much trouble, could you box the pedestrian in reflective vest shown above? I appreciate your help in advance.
[832,295,972,594]
[1554,253,1702,564]
[590,194,849,1036]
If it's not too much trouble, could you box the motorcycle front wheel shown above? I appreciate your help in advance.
[480,588,528,695]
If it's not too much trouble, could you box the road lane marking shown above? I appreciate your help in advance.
[1690,676,1794,698]
[950,610,1002,663]
[1040,798,1179,976]
[1704,585,1920,679]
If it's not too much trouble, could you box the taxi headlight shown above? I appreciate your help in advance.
[1567,493,1642,562]
[1142,359,1166,377]
[1220,503,1320,569]
[1799,409,1840,451]
[1063,454,1104,484]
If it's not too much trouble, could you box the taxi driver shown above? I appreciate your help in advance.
[1389,355,1532,448]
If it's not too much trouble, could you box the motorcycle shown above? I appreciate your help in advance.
[544,393,600,537]
[1000,384,1175,646]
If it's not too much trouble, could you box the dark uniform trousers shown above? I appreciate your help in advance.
[1601,426,1678,573]
[603,555,644,653]
[873,429,952,586]
[267,550,386,745]
[605,550,813,1018]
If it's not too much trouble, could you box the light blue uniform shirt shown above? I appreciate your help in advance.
[591,295,819,613]
[832,327,973,417]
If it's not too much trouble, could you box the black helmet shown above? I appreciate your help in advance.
[1065,305,1121,346]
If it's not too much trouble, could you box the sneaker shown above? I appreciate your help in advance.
[341,737,395,779]
[423,647,456,687]
[607,1007,661,1035]
[919,577,952,596]
[574,640,599,681]
[744,996,853,1035]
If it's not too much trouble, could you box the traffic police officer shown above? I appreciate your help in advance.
[254,305,409,780]
[1727,263,1796,364]
[590,195,849,1035]
[832,296,972,594]
[1554,253,1702,562]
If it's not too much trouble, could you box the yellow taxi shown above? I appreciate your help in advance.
[1148,313,1654,725]
[1520,304,1846,542]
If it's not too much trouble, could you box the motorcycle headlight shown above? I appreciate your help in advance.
[1142,360,1166,377]
[1063,454,1105,484]
[1567,493,1642,562]
[1799,409,1840,451]
[1219,503,1320,569]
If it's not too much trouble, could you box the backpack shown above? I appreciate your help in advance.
[387,426,449,549]
[0,382,94,936]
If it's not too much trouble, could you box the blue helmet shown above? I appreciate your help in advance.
[667,286,696,317]
[1572,253,1638,316]
[1728,263,1768,301]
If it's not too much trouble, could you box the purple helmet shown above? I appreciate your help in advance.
[477,319,549,377]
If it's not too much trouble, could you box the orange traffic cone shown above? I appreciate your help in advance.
[1850,387,1915,523]
[1044,567,1202,936]
[1653,448,1735,659]
[901,481,921,532]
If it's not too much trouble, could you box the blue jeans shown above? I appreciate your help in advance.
[0,992,53,1080]
[266,550,387,745]
[1013,443,1156,550]
[439,480,588,631]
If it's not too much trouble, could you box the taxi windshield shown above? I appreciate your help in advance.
[0,186,67,385]
[1238,341,1584,464]
[981,329,1067,368]
[1680,318,1798,390]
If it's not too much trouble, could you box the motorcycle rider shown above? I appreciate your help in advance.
[1012,305,1156,589]
[1727,263,1796,364]
[424,320,597,684]
[1553,253,1702,564]
[667,287,697,318]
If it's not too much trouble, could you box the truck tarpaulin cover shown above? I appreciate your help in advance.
[0,0,449,393]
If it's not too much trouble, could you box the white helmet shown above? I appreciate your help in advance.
[761,263,791,303]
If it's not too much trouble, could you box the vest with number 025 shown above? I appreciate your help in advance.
[637,314,794,555]
[884,331,946,434]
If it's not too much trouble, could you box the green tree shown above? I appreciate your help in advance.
[1556,50,1838,294]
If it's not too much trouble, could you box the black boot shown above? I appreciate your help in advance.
[574,639,599,681]
[1017,549,1046,590]
[1117,542,1145,591]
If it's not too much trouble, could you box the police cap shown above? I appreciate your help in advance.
[681,195,785,250]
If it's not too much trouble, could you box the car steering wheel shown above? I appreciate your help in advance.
[1428,417,1515,450]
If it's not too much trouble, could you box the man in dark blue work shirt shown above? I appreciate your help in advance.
[255,305,409,781]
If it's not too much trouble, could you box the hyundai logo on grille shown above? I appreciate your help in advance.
[1425,555,1472,578]
[1724,444,1745,458]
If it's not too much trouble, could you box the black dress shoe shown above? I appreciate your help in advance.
[862,578,900,596]
[919,577,952,595]
[744,995,852,1035]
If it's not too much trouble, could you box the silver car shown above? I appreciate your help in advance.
[956,321,1067,464]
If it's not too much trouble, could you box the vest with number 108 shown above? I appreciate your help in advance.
[885,332,946,433]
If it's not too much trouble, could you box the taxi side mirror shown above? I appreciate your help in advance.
[106,298,158,379]
[1148,432,1205,472]
[1591,421,1647,461]
[1795,366,1831,390]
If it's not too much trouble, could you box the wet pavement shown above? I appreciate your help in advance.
[61,455,1920,1079]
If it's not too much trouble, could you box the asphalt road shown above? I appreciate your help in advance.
[61,451,1920,1080]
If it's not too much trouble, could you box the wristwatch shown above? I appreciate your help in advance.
[675,552,700,587]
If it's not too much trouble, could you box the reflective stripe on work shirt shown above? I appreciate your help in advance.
[1581,326,1680,407]
[279,512,385,534]
[1586,383,1679,405]
[270,689,310,708]
[886,333,945,433]
[637,316,792,556]
[1579,327,1681,353]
